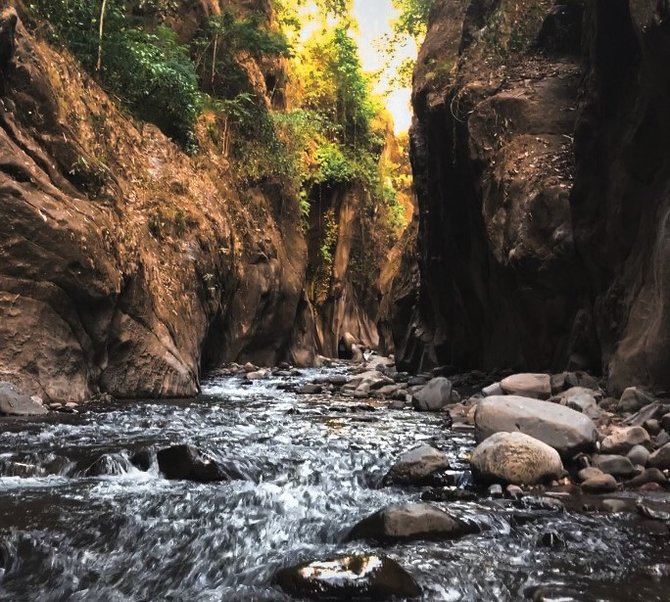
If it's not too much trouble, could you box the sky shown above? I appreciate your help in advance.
[352,0,417,133]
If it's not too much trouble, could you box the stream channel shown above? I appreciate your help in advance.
[0,367,669,601]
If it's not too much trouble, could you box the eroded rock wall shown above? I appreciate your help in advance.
[399,0,670,393]
[0,3,307,401]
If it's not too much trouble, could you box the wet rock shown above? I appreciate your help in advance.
[600,499,630,513]
[246,370,269,381]
[0,382,48,416]
[328,375,349,386]
[384,444,450,486]
[581,474,618,494]
[130,448,153,472]
[276,555,421,600]
[296,384,323,395]
[407,376,427,387]
[482,382,504,397]
[592,455,637,479]
[601,426,651,454]
[348,371,393,394]
[637,499,670,522]
[347,502,477,543]
[627,445,651,467]
[661,413,670,432]
[470,432,564,485]
[420,487,478,503]
[156,445,236,483]
[626,468,667,489]
[411,377,453,411]
[619,387,656,413]
[626,402,665,427]
[376,384,401,397]
[84,454,128,477]
[488,484,504,498]
[506,484,524,499]
[475,396,597,457]
[644,419,662,436]
[648,442,670,470]
[387,399,408,410]
[577,467,604,482]
[500,374,552,399]
[243,362,258,373]
[655,430,670,448]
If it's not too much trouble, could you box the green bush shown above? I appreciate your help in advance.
[29,0,201,148]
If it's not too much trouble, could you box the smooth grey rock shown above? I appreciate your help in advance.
[644,419,662,436]
[656,430,670,448]
[470,432,564,485]
[619,387,656,413]
[482,382,504,397]
[649,442,670,470]
[475,396,597,457]
[627,444,651,467]
[500,373,552,399]
[384,444,449,486]
[412,377,453,412]
[592,454,637,478]
[276,555,421,600]
[0,382,48,416]
[661,413,670,432]
[296,384,323,395]
[347,503,477,543]
[601,426,651,454]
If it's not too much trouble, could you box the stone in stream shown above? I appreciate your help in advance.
[296,384,323,395]
[600,426,651,454]
[475,396,597,457]
[347,503,478,543]
[577,467,604,482]
[470,432,564,485]
[0,382,48,416]
[130,448,153,472]
[637,499,670,522]
[156,444,240,483]
[411,377,453,411]
[500,373,552,399]
[581,473,618,493]
[276,555,421,600]
[592,455,637,479]
[627,445,651,467]
[84,454,129,477]
[648,442,670,470]
[625,468,667,489]
[383,444,450,486]
[618,387,656,413]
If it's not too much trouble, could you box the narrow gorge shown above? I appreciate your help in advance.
[0,1,669,601]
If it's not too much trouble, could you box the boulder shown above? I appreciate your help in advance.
[384,444,449,486]
[582,474,618,494]
[276,555,421,600]
[156,444,239,482]
[349,371,394,395]
[500,374,551,399]
[626,468,667,489]
[482,382,504,397]
[0,382,48,416]
[601,426,651,454]
[246,370,269,381]
[627,445,651,467]
[648,443,670,470]
[475,396,597,457]
[347,503,477,543]
[470,432,563,485]
[296,384,323,395]
[411,377,453,411]
[592,455,637,479]
[662,413,670,432]
[577,467,604,482]
[619,387,656,413]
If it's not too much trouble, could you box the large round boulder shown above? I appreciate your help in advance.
[276,555,421,600]
[475,396,597,457]
[500,373,552,399]
[383,444,449,486]
[411,377,453,411]
[347,503,477,543]
[470,432,564,485]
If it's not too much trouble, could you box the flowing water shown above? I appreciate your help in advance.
[0,368,668,601]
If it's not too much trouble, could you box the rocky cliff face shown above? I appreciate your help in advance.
[398,0,670,394]
[0,2,307,402]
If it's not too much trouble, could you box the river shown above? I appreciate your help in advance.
[0,368,668,601]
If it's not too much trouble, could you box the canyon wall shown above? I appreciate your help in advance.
[397,0,670,394]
